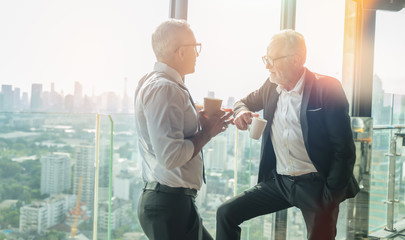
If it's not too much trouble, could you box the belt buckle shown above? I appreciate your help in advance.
[144,181,159,190]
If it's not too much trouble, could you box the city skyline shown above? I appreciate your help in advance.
[0,80,237,113]
[1,1,404,106]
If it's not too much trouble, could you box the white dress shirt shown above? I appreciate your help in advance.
[134,62,203,190]
[270,69,318,176]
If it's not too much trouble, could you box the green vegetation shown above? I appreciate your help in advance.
[0,135,76,234]
[0,207,20,228]
[112,225,131,240]
[42,230,66,240]
[0,158,42,203]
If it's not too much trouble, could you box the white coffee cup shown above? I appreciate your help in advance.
[204,97,223,116]
[248,117,267,140]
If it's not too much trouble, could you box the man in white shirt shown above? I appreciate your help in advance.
[135,19,233,240]
[216,30,359,240]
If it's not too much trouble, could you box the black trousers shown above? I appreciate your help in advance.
[216,172,339,240]
[138,189,213,240]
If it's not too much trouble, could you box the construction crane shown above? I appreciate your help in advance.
[71,176,83,238]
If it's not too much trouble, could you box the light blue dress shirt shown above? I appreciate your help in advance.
[134,62,203,190]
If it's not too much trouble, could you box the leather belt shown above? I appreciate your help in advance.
[143,182,198,198]
[280,172,322,182]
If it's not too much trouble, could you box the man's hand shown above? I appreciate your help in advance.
[199,108,234,138]
[234,111,259,130]
[188,108,234,159]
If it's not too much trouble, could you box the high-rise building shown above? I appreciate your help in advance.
[21,92,29,109]
[74,81,83,111]
[48,82,64,111]
[14,87,21,110]
[19,194,76,234]
[1,85,13,111]
[114,173,133,200]
[64,94,74,112]
[98,198,132,230]
[30,83,43,110]
[73,144,95,212]
[205,135,227,170]
[40,153,72,195]
[19,202,48,234]
[100,92,119,113]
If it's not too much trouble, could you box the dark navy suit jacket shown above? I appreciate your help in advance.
[234,69,359,202]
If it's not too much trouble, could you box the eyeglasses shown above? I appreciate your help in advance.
[175,43,202,54]
[262,55,294,67]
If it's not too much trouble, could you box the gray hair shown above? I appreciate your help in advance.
[151,19,192,59]
[268,29,307,65]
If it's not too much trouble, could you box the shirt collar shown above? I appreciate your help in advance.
[153,62,184,86]
[276,68,306,95]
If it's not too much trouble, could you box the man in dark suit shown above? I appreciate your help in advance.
[216,30,359,240]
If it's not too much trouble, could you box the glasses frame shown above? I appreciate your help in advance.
[262,54,294,66]
[174,43,202,54]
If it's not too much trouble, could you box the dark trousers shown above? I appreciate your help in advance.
[216,172,339,240]
[138,189,213,240]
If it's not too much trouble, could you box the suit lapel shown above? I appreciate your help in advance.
[300,70,314,153]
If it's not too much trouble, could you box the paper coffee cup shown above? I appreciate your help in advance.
[249,117,267,140]
[204,97,222,116]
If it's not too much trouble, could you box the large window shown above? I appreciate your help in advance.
[291,1,347,239]
[188,1,281,239]
[295,0,346,80]
[0,1,169,239]
[187,0,281,105]
[370,8,405,233]
[0,0,168,108]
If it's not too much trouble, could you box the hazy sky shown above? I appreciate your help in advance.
[374,9,405,94]
[0,1,404,104]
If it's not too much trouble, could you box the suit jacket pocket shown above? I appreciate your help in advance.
[306,107,325,127]
[307,107,322,112]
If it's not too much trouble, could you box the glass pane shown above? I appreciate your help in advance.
[94,114,113,240]
[0,112,97,239]
[291,0,347,239]
[187,0,281,104]
[235,111,273,240]
[295,0,346,80]
[0,0,169,112]
[109,113,145,239]
[371,8,405,233]
[188,2,281,239]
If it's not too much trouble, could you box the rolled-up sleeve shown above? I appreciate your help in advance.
[143,84,195,170]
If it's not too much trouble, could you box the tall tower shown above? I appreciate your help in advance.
[1,85,13,111]
[73,144,95,212]
[21,92,29,109]
[73,81,83,111]
[30,83,43,110]
[14,87,21,110]
[40,153,72,195]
